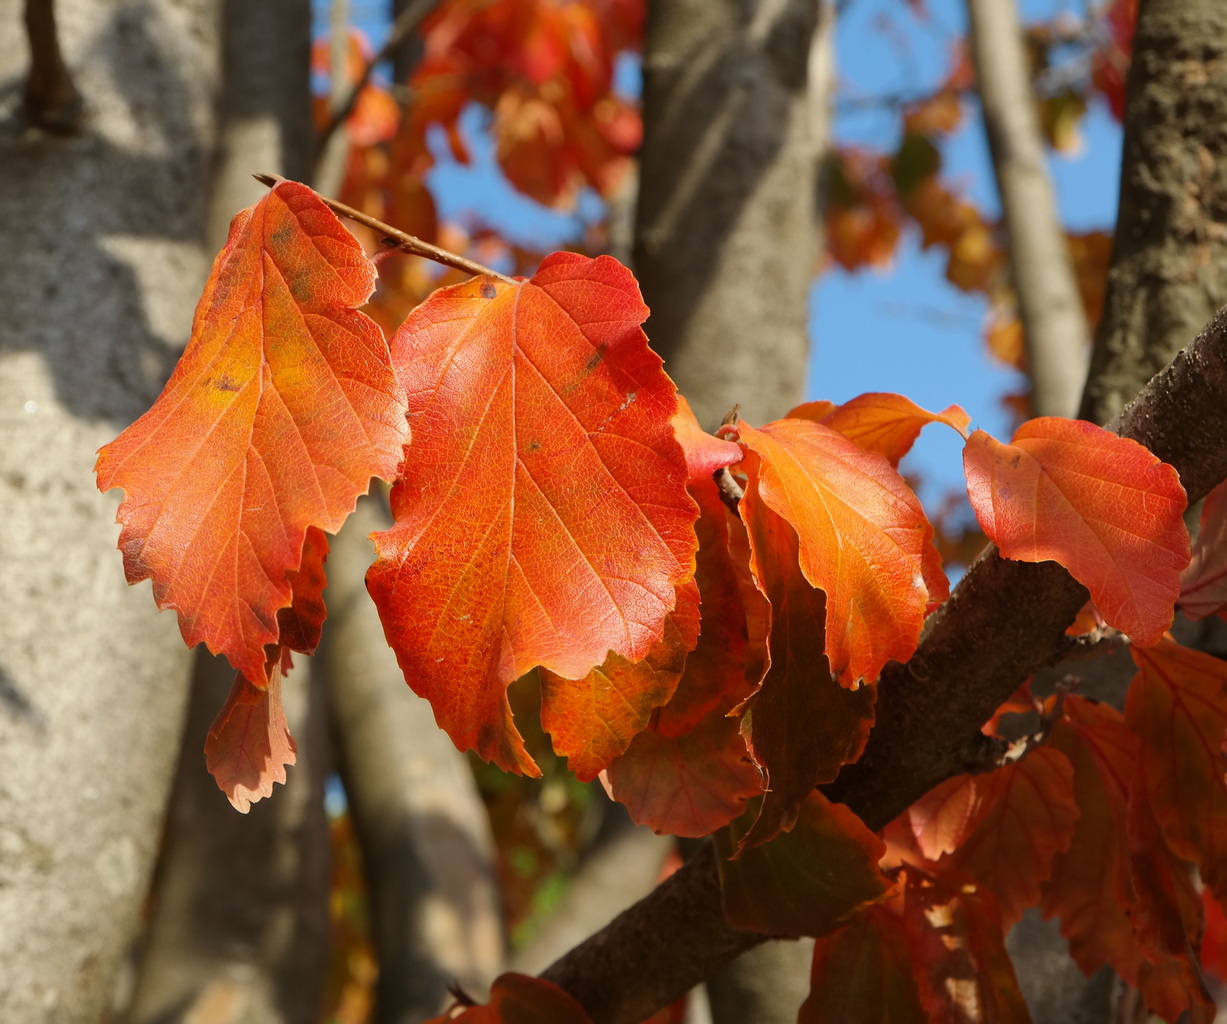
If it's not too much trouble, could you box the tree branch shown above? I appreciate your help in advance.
[540,305,1227,1024]
[22,0,83,132]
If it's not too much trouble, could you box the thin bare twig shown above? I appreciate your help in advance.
[253,172,515,283]
[23,0,83,133]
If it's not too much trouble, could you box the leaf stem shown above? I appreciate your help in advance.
[253,173,516,284]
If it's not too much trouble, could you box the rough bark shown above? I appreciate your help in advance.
[1079,0,1227,426]
[633,0,825,428]
[322,496,505,1022]
[0,2,218,1021]
[542,304,1227,1023]
[966,0,1089,417]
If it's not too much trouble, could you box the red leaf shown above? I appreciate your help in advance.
[421,973,593,1024]
[276,525,330,655]
[791,392,971,466]
[904,774,981,861]
[903,872,1030,1024]
[716,791,895,937]
[367,253,696,775]
[205,661,296,813]
[963,417,1188,646]
[601,703,764,838]
[1041,697,1143,981]
[95,181,408,682]
[736,417,934,687]
[540,579,699,782]
[671,395,741,483]
[1180,478,1227,619]
[735,466,876,849]
[1126,636,1227,904]
[800,907,927,1024]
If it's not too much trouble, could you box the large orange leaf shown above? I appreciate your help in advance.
[95,181,408,683]
[938,746,1079,928]
[1042,697,1142,982]
[601,702,764,838]
[736,465,877,849]
[421,973,593,1024]
[715,791,895,938]
[1126,636,1227,904]
[1180,478,1227,619]
[962,417,1189,647]
[799,907,927,1024]
[735,418,934,687]
[790,392,971,466]
[368,252,697,774]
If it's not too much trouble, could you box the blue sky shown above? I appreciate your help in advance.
[318,0,1124,505]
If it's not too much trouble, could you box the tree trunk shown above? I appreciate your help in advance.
[1078,0,1227,426]
[633,0,825,429]
[0,2,218,1020]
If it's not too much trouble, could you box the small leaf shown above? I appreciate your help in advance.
[735,465,876,849]
[716,791,895,938]
[800,907,927,1024]
[95,181,408,682]
[205,661,297,813]
[736,418,934,687]
[368,253,697,775]
[276,525,330,655]
[421,973,593,1024]
[601,703,764,838]
[1126,636,1227,904]
[672,395,741,483]
[1180,478,1227,619]
[791,392,971,465]
[963,418,1189,646]
[904,774,980,861]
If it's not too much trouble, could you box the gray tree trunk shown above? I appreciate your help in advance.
[0,2,219,1021]
[1078,0,1227,426]
[633,0,826,429]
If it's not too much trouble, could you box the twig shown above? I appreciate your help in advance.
[713,468,744,515]
[253,173,515,283]
[313,0,438,160]
[23,0,83,133]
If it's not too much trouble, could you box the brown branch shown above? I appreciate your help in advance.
[539,305,1227,1024]
[23,0,83,133]
[253,172,515,283]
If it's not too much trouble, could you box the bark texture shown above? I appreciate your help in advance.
[1079,0,1227,425]
[633,0,825,428]
[542,303,1227,1023]
[323,496,505,1022]
[966,0,1089,417]
[0,2,218,1020]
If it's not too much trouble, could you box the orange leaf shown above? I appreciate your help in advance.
[1126,636,1227,904]
[736,418,934,687]
[903,872,1030,1024]
[421,973,593,1024]
[671,395,741,484]
[938,747,1079,928]
[95,181,408,682]
[540,579,699,782]
[276,525,330,655]
[716,791,895,937]
[736,467,876,849]
[903,773,981,861]
[963,418,1189,646]
[205,660,296,813]
[800,907,927,1024]
[790,392,971,466]
[368,253,697,775]
[601,703,763,838]
[1180,478,1227,619]
[1041,697,1142,982]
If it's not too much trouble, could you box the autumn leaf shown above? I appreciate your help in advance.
[1126,636,1227,904]
[95,181,408,683]
[735,417,935,687]
[938,746,1079,928]
[789,392,971,466]
[421,973,593,1024]
[800,907,927,1024]
[735,465,876,849]
[1180,478,1227,620]
[601,702,763,838]
[1041,697,1143,982]
[902,773,981,862]
[671,395,741,483]
[963,417,1189,646]
[715,791,895,938]
[368,252,697,775]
